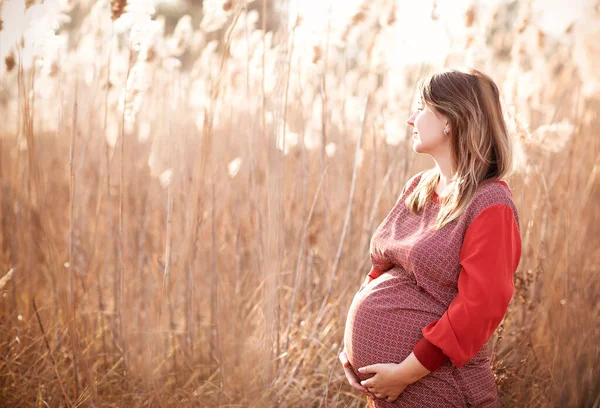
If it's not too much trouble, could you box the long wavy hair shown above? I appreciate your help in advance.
[405,68,516,229]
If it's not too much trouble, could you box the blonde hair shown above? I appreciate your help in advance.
[405,68,515,229]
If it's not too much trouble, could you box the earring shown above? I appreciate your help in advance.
[443,129,448,136]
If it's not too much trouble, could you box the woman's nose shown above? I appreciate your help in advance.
[407,111,418,126]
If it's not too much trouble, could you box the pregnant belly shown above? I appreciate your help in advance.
[344,270,442,381]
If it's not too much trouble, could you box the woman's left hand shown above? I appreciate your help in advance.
[358,363,411,402]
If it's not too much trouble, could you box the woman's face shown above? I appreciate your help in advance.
[406,101,449,155]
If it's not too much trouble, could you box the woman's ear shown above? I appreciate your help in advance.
[443,122,451,136]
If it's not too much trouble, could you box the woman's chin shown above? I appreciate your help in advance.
[412,140,424,154]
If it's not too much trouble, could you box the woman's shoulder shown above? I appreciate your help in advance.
[473,179,514,203]
[467,179,519,224]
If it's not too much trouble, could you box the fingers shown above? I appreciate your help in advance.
[338,351,350,368]
[358,364,379,374]
[371,393,397,401]
[360,375,376,388]
[343,366,370,394]
[342,366,373,396]
[339,352,373,396]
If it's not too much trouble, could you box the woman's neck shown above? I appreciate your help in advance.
[433,157,455,196]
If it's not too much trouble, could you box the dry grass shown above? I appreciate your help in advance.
[0,1,599,407]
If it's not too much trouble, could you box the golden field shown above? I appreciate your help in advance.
[0,0,598,406]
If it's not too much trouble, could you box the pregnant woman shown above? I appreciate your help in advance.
[340,68,522,407]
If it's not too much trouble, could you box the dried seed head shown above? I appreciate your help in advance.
[537,29,545,49]
[431,0,439,21]
[312,45,322,64]
[223,0,234,12]
[552,61,564,77]
[465,34,474,49]
[159,169,173,188]
[491,8,500,25]
[387,4,396,26]
[338,27,350,46]
[5,53,15,73]
[46,60,59,77]
[170,15,193,56]
[351,4,368,27]
[351,11,366,26]
[0,17,3,32]
[139,45,156,62]
[0,268,15,291]
[228,157,242,178]
[564,22,574,34]
[517,17,529,34]
[111,0,127,21]
[465,4,476,27]
[293,15,303,29]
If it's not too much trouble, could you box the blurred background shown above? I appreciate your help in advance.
[0,0,599,406]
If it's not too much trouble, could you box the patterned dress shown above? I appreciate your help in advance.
[343,170,522,407]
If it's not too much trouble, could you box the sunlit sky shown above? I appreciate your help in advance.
[288,0,590,34]
[288,0,590,63]
[0,0,592,69]
[288,0,476,64]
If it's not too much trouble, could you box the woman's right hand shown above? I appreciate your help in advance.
[339,350,373,397]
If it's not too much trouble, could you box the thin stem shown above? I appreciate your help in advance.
[319,95,372,318]
[67,79,80,399]
[33,299,73,408]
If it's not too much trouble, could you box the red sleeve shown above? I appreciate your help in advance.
[368,266,383,279]
[412,204,522,371]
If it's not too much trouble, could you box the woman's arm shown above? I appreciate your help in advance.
[412,204,522,371]
[398,352,432,384]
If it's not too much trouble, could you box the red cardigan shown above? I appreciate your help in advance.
[367,203,522,372]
